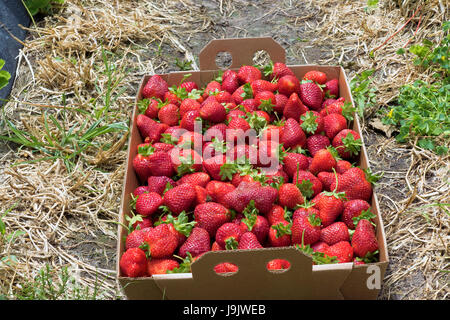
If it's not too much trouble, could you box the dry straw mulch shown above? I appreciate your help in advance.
[0,0,448,299]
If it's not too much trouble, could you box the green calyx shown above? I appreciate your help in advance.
[246,112,267,133]
[296,180,314,199]
[364,168,383,185]
[225,237,239,250]
[272,222,292,238]
[125,209,143,233]
[137,98,150,114]
[263,60,274,77]
[240,83,253,100]
[341,132,362,156]
[211,138,227,153]
[341,102,356,121]
[258,99,274,113]
[162,211,196,237]
[300,111,319,134]
[219,163,239,181]
[242,200,259,231]
[308,213,322,227]
[322,168,347,200]
[168,252,195,274]
[352,209,377,227]
[160,133,179,145]
[138,144,155,156]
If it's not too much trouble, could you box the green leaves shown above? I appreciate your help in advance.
[350,69,377,118]
[300,111,318,134]
[23,0,64,16]
[0,59,11,91]
[175,58,193,71]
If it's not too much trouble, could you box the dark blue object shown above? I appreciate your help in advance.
[0,0,31,101]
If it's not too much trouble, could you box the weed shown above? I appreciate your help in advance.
[350,69,377,118]
[22,0,65,17]
[0,59,11,91]
[175,58,193,71]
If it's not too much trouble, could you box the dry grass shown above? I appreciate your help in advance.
[0,0,448,299]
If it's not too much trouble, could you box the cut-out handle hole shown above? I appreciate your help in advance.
[214,262,239,276]
[266,259,291,273]
[215,51,232,69]
[253,50,271,68]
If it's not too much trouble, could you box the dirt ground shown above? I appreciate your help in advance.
[0,0,448,300]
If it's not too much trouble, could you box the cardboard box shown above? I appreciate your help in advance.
[116,37,389,300]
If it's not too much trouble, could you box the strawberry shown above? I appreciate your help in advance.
[178,227,211,258]
[222,69,237,81]
[319,99,345,117]
[162,183,197,214]
[353,258,366,266]
[251,80,278,95]
[264,61,295,80]
[133,186,149,196]
[180,110,201,131]
[255,91,276,113]
[332,129,362,159]
[324,78,339,98]
[268,220,292,247]
[313,191,345,227]
[241,98,259,113]
[283,152,309,179]
[223,182,278,215]
[351,219,378,258]
[293,170,323,198]
[267,259,291,270]
[133,145,153,183]
[266,205,288,225]
[280,118,306,149]
[153,142,175,153]
[194,185,207,205]
[299,81,323,111]
[211,241,224,251]
[299,111,324,135]
[317,171,337,191]
[135,192,163,217]
[292,206,320,221]
[158,211,196,246]
[194,202,231,237]
[277,75,300,96]
[138,98,159,119]
[260,124,283,142]
[232,84,252,105]
[273,93,288,114]
[330,167,373,202]
[324,241,353,263]
[306,134,331,157]
[303,70,327,85]
[221,72,240,94]
[239,201,270,243]
[342,199,372,229]
[180,81,198,93]
[323,113,347,140]
[144,224,178,258]
[147,258,179,275]
[200,100,227,123]
[203,81,222,98]
[164,91,182,106]
[142,75,168,100]
[278,183,304,209]
[119,247,148,277]
[321,98,337,110]
[136,114,168,142]
[214,262,238,273]
[133,217,153,231]
[205,123,228,142]
[283,92,309,120]
[170,148,203,175]
[205,180,235,204]
[158,103,179,126]
[178,172,211,188]
[148,150,175,177]
[238,232,263,249]
[291,212,322,245]
[336,160,352,174]
[227,116,251,133]
[319,222,350,245]
[215,222,243,249]
[125,227,152,250]
[215,91,233,104]
[202,154,227,181]
[147,176,175,195]
[179,98,201,117]
[309,148,337,176]
[311,241,329,253]
[237,65,261,84]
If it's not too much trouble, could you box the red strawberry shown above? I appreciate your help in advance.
[153,142,174,153]
[277,75,300,96]
[280,118,306,149]
[126,227,152,250]
[133,186,149,196]
[322,98,337,110]
[313,192,345,227]
[292,206,320,221]
[239,210,270,244]
[336,160,352,174]
[135,192,163,216]
[205,180,235,204]
[266,205,287,225]
[231,84,251,105]
[194,185,207,205]
[273,93,288,114]
[311,241,329,253]
[133,217,153,231]
[241,98,259,113]
[352,219,378,258]
[342,199,372,229]
[170,148,203,174]
[164,91,182,106]
[178,227,211,258]
[205,123,228,142]
[293,170,323,198]
[331,167,373,202]
[202,154,227,181]
[180,81,198,93]
[278,183,304,209]
[264,61,295,80]
[211,241,224,251]
[299,111,324,135]
[203,81,222,98]
[353,258,366,266]
[332,129,362,159]
[251,80,278,95]
[119,247,148,277]
[306,134,331,157]
[162,183,197,214]
[200,100,227,123]
[237,65,261,84]
[180,110,201,131]
[147,258,179,275]
[324,241,353,263]
[317,171,337,191]
[179,98,201,117]
[283,92,309,120]
[266,259,291,270]
[238,232,263,249]
[214,262,238,273]
[299,81,323,111]
[138,98,159,119]
[222,72,240,94]
[158,103,179,126]
[136,114,168,142]
[283,152,309,179]
[148,151,175,177]
[323,113,347,139]
[291,212,322,245]
[319,99,345,117]
[223,182,278,215]
[215,91,233,104]
[227,116,251,133]
[159,211,196,247]
[178,172,210,187]
[144,224,178,258]
[142,75,168,100]
[303,70,327,85]
[133,145,153,183]
[324,78,339,98]
[147,176,175,195]
[320,222,350,245]
[216,222,243,249]
[309,148,337,176]
[268,220,292,247]
[255,91,276,113]
[194,202,231,237]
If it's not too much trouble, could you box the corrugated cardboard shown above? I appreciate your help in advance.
[116,37,389,300]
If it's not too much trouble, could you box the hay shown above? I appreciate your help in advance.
[0,0,448,299]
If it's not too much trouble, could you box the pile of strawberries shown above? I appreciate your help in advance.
[119,62,380,278]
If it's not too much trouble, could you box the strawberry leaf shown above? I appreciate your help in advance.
[341,102,356,121]
[168,252,194,273]
[161,211,197,237]
[160,133,178,145]
[308,213,322,227]
[364,168,383,185]
[341,132,362,156]
[240,83,253,100]
[187,89,203,100]
[352,209,377,227]
[138,99,150,114]
[262,60,274,77]
[225,237,239,250]
[219,163,238,181]
[258,99,274,113]
[300,111,319,134]
[271,222,292,238]
[241,200,259,231]
[297,180,314,199]
[138,144,155,156]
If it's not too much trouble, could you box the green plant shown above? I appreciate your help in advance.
[350,69,377,118]
[175,58,193,71]
[0,59,11,91]
[22,0,65,16]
